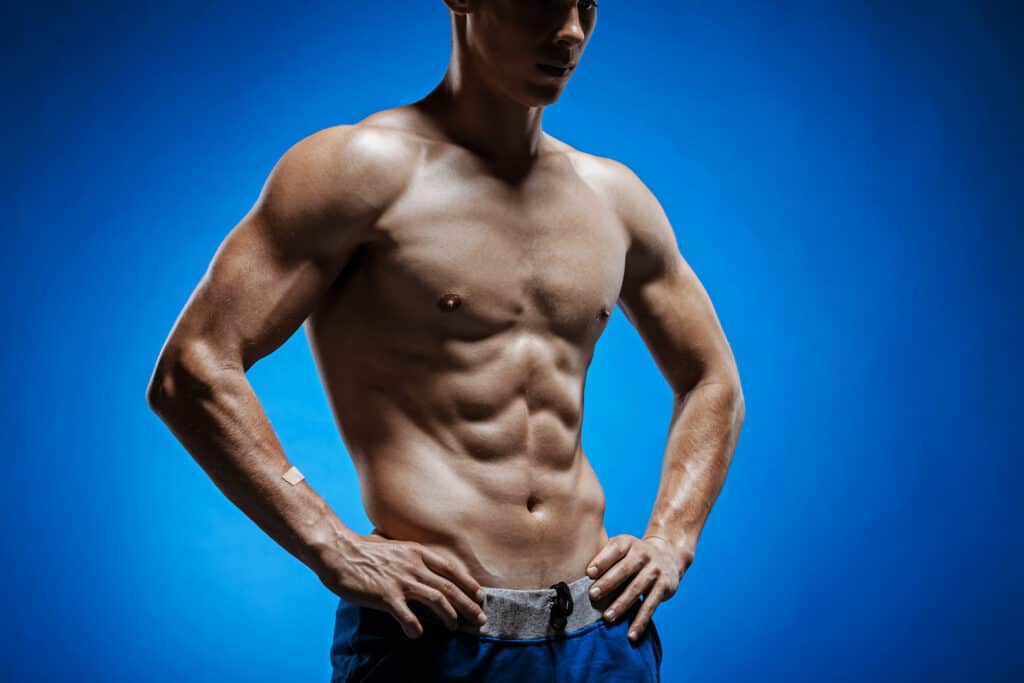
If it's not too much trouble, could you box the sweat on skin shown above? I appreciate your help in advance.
[146,0,745,648]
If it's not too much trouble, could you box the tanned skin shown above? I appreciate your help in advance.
[146,0,744,645]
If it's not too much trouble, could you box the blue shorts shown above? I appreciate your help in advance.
[329,575,663,682]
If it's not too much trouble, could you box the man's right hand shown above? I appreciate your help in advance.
[314,531,488,639]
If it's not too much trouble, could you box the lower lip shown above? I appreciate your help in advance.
[537,63,572,79]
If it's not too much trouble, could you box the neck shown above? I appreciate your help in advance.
[416,31,548,173]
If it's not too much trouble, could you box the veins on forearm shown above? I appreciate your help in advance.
[646,378,744,559]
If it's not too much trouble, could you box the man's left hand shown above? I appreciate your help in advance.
[585,534,689,642]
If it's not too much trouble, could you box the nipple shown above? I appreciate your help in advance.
[597,306,611,320]
[438,292,462,312]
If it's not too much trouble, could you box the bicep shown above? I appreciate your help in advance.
[172,205,347,372]
[615,167,739,393]
[160,126,407,374]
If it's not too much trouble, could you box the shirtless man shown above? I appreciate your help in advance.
[146,1,744,680]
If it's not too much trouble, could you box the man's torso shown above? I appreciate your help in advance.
[305,107,631,589]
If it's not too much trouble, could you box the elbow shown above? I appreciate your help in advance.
[733,387,746,427]
[721,368,746,427]
[682,368,745,426]
[713,379,745,428]
[146,339,239,415]
[146,345,174,413]
[146,360,193,417]
[145,368,169,414]
[714,360,745,426]
[146,365,189,416]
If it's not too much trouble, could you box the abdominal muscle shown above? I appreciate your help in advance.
[347,409,610,590]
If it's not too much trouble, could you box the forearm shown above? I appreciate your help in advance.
[644,378,745,571]
[148,360,355,578]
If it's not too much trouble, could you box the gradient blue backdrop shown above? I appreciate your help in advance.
[4,2,1021,681]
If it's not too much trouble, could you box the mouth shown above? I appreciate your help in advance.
[536,63,575,78]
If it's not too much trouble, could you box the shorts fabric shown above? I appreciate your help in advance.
[329,574,663,682]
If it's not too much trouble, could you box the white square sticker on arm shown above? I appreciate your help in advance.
[281,465,305,485]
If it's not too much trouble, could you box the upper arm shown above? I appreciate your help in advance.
[609,160,741,395]
[150,125,416,388]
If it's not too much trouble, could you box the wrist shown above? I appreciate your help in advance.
[642,531,696,574]
[303,520,360,577]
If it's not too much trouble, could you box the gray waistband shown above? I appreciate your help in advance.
[455,575,607,639]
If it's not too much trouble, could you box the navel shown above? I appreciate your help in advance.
[437,292,462,312]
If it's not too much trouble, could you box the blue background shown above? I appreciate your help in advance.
[4,2,1021,681]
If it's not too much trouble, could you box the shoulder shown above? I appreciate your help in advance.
[554,140,680,285]
[545,136,655,224]
[258,122,423,226]
[554,140,674,259]
[585,156,662,237]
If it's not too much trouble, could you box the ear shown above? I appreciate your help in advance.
[443,0,480,16]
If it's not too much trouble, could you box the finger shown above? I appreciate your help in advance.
[603,565,658,624]
[587,535,631,579]
[589,547,645,603]
[420,548,486,605]
[405,581,460,631]
[417,567,487,627]
[385,595,424,640]
[628,584,664,642]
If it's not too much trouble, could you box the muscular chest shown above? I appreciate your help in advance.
[359,157,628,342]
